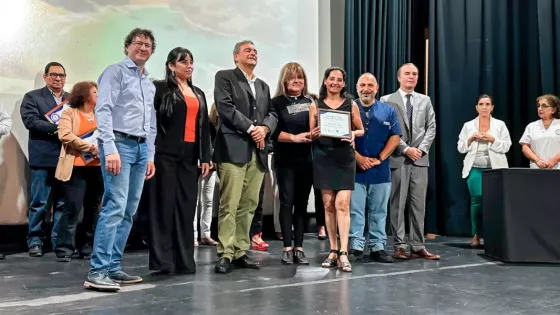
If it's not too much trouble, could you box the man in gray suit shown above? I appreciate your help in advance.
[380,63,439,260]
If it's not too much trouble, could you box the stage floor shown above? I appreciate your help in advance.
[0,236,558,315]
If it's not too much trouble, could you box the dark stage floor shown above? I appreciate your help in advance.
[0,235,559,315]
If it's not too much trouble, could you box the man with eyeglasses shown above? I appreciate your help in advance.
[84,28,157,291]
[21,61,69,258]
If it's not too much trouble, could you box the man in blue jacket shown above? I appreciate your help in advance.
[20,62,69,257]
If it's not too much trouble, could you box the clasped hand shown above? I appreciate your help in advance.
[251,126,267,150]
[406,147,423,161]
[470,132,495,143]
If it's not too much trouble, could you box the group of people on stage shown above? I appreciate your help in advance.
[7,27,560,292]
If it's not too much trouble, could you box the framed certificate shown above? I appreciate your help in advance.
[318,108,352,139]
[44,100,70,125]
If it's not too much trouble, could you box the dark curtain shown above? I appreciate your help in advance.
[344,0,418,97]
[428,0,560,235]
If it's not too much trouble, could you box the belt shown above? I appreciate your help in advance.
[114,131,146,143]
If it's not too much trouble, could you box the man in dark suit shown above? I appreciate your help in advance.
[20,62,69,257]
[213,40,277,274]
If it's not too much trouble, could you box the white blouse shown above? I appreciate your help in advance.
[519,119,560,169]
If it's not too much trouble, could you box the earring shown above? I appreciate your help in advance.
[171,70,175,77]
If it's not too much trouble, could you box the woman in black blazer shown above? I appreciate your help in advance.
[147,47,212,274]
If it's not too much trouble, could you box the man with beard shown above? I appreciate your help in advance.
[348,73,401,263]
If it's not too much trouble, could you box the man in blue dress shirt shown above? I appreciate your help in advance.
[348,73,402,263]
[84,28,157,291]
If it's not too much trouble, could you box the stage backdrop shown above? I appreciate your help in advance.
[0,0,322,224]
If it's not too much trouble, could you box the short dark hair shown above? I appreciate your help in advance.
[69,81,98,108]
[44,62,65,75]
[477,94,494,104]
[124,28,156,55]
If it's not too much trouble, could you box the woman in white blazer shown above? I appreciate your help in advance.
[457,94,512,247]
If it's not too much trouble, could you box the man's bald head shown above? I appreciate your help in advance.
[356,72,379,106]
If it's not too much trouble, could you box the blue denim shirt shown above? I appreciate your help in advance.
[95,57,157,161]
[354,99,402,184]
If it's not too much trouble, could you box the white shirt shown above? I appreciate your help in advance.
[240,68,258,133]
[397,88,415,113]
[519,119,560,169]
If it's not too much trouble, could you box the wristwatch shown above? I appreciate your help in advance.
[375,155,383,162]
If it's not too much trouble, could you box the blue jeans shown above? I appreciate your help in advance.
[27,167,64,248]
[349,182,391,252]
[89,137,147,275]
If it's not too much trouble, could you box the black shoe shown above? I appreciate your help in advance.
[108,270,143,284]
[84,273,120,291]
[281,250,293,265]
[0,252,5,260]
[56,254,72,262]
[348,249,363,261]
[28,245,43,257]
[232,255,260,269]
[370,250,394,263]
[293,250,309,265]
[215,258,232,274]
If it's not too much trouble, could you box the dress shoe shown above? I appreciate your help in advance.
[232,255,260,269]
[200,237,218,246]
[411,248,440,260]
[84,273,120,291]
[0,252,5,260]
[281,250,293,265]
[370,250,394,263]
[293,250,309,265]
[470,235,481,248]
[28,245,43,257]
[215,258,232,274]
[56,254,72,262]
[108,270,143,284]
[393,248,408,260]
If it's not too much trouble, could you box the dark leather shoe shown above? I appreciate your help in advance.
[393,248,408,260]
[281,250,293,265]
[293,250,309,265]
[233,255,260,269]
[56,254,72,262]
[84,273,120,291]
[0,252,5,260]
[348,249,363,261]
[109,270,143,284]
[29,245,43,257]
[215,258,232,274]
[411,248,440,260]
[370,250,393,263]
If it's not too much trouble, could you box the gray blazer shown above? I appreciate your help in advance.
[380,90,436,168]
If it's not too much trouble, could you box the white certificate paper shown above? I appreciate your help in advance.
[318,109,351,139]
[79,129,99,164]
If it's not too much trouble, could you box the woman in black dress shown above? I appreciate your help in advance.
[147,47,212,274]
[309,67,364,272]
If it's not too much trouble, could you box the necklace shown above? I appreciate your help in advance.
[82,111,95,123]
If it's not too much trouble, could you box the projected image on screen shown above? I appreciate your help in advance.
[0,0,319,103]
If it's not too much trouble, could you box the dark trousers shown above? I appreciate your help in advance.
[314,188,325,227]
[148,149,198,273]
[249,179,266,237]
[55,167,103,257]
[276,162,313,247]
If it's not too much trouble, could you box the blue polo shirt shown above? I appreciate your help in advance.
[355,99,402,184]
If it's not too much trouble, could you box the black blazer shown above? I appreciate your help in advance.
[153,80,212,163]
[213,67,277,170]
[20,86,69,168]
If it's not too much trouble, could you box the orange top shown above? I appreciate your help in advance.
[74,112,100,166]
[184,95,200,142]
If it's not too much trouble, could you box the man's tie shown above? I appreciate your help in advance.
[406,94,413,128]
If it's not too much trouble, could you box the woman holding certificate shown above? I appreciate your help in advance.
[54,81,103,262]
[309,67,364,272]
[146,47,212,274]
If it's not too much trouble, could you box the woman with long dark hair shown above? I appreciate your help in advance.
[146,47,212,274]
[309,67,364,272]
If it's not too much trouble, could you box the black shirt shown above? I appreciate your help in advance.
[272,95,313,166]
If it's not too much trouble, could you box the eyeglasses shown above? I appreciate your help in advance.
[48,73,66,79]
[131,41,153,49]
[536,103,551,109]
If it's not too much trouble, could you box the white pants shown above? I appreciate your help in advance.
[194,171,217,239]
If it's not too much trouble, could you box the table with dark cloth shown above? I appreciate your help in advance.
[483,168,560,263]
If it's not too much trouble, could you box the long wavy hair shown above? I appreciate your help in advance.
[318,67,349,100]
[159,47,194,133]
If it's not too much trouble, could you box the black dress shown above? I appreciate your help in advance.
[312,98,356,190]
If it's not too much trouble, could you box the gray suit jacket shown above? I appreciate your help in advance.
[380,90,436,168]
